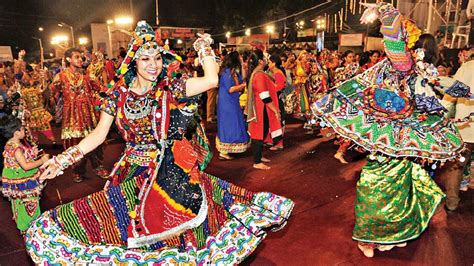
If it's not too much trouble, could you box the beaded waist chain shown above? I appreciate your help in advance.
[125,143,161,166]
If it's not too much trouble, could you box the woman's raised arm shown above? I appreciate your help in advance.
[185,34,219,97]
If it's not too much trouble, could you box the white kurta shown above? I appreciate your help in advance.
[442,60,474,143]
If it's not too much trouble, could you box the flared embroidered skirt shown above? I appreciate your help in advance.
[24,173,294,264]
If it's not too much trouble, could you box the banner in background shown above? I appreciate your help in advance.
[0,46,13,62]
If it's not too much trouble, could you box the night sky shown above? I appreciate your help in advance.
[0,0,355,60]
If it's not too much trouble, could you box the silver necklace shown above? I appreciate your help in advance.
[123,93,151,120]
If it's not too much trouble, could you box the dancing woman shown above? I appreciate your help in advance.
[26,21,294,264]
[313,3,471,257]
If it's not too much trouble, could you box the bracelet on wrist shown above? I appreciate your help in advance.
[198,47,217,66]
[52,145,84,173]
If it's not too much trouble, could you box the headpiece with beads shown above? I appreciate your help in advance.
[115,20,180,86]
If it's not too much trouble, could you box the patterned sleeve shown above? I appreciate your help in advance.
[169,74,201,106]
[99,89,120,116]
[167,74,201,140]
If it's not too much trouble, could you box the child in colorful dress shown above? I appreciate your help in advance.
[0,116,49,232]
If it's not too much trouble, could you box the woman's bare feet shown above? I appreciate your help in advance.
[334,152,348,164]
[378,242,407,251]
[253,163,271,170]
[218,153,234,160]
[377,244,395,251]
[269,145,283,151]
[357,243,374,258]
[395,242,407,248]
[261,157,271,163]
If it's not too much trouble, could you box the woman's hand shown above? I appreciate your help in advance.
[32,146,39,156]
[40,154,50,163]
[186,33,219,96]
[193,33,213,52]
[229,83,246,94]
[274,109,281,121]
[360,3,379,24]
[39,158,62,182]
[269,103,281,121]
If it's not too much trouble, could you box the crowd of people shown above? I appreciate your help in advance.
[0,2,473,264]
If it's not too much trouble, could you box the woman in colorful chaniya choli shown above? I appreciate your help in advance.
[303,60,329,131]
[25,21,294,265]
[332,51,361,164]
[312,2,471,257]
[293,51,310,116]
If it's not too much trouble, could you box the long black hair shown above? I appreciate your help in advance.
[246,50,264,84]
[414,34,439,65]
[220,51,241,75]
[269,54,285,74]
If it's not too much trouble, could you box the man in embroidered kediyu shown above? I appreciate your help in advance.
[50,48,107,182]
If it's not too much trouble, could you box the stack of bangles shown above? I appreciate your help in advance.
[197,46,218,66]
[193,34,218,66]
[52,146,84,175]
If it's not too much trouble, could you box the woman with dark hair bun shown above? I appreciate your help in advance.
[413,34,439,65]
[216,51,250,159]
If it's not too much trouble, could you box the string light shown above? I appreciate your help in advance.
[213,0,366,38]
[265,25,275,34]
[213,1,332,36]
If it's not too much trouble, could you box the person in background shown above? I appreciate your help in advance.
[50,48,107,183]
[245,50,282,170]
[361,50,380,70]
[441,47,474,211]
[267,54,287,150]
[0,116,49,232]
[216,51,250,159]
